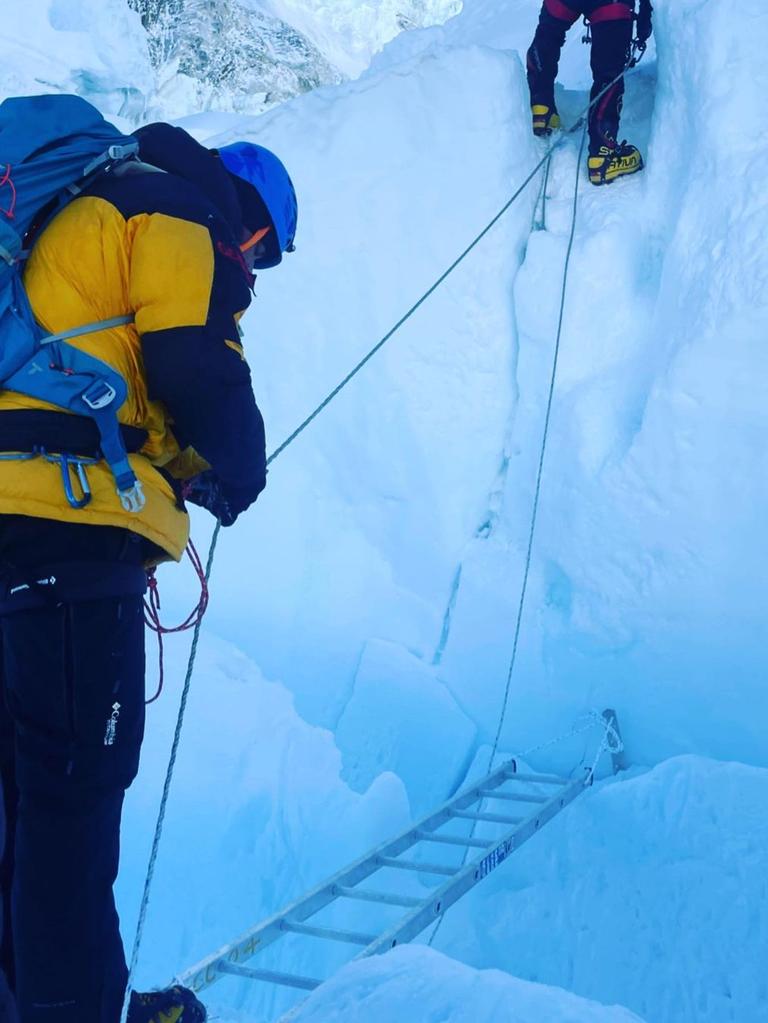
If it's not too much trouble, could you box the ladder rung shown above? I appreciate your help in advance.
[504,771,567,785]
[334,886,423,908]
[378,856,458,877]
[417,829,491,849]
[218,960,321,991]
[451,810,524,825]
[479,789,547,804]
[281,920,376,946]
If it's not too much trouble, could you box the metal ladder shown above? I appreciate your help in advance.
[176,710,623,1010]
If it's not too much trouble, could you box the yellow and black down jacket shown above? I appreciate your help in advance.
[0,123,267,562]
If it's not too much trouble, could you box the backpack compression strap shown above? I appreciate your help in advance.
[41,314,134,345]
[7,313,146,512]
[45,314,145,512]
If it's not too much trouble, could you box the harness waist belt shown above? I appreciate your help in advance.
[0,409,148,458]
[589,3,634,23]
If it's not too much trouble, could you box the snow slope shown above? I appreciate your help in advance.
[290,945,647,1023]
[257,0,462,78]
[0,0,151,122]
[1,0,766,1021]
[119,1,766,1018]
[430,753,768,1023]
[156,0,768,787]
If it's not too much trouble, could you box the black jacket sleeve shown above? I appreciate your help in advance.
[135,207,267,503]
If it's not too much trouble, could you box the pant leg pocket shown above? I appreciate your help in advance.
[1,606,74,790]
[67,596,146,792]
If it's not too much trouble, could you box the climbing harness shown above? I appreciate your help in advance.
[582,14,647,69]
[122,50,647,1020]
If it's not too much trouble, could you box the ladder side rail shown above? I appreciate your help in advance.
[358,774,587,959]
[176,756,519,993]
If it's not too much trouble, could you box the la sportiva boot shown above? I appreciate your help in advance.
[588,139,644,186]
[531,103,561,137]
[128,986,207,1023]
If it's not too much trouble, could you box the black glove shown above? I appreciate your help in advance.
[184,471,258,527]
[636,0,653,45]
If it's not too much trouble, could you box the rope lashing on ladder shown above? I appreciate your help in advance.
[121,48,646,1019]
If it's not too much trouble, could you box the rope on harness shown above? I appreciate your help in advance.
[123,48,647,1012]
[143,539,210,705]
[120,525,220,1023]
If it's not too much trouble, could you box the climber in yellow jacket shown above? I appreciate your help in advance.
[0,120,297,1023]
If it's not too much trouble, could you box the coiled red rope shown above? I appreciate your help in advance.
[143,539,209,705]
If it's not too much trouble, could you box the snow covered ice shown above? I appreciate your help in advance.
[288,946,648,1023]
[2,0,768,1021]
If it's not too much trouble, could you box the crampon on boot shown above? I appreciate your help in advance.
[128,986,206,1023]
[588,140,644,186]
[531,103,561,137]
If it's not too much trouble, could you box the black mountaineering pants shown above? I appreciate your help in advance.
[527,0,634,152]
[0,519,149,1023]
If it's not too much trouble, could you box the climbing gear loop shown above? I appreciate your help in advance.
[0,446,99,508]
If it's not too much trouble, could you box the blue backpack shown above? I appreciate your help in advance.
[0,94,145,511]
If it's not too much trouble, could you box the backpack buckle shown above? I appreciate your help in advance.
[118,480,146,513]
[81,379,117,411]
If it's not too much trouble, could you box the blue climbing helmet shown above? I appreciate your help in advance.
[218,141,297,269]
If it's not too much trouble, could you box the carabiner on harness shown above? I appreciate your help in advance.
[40,449,99,509]
[628,39,647,68]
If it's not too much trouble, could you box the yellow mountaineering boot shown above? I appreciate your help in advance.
[531,104,561,138]
[128,986,207,1023]
[588,140,644,186]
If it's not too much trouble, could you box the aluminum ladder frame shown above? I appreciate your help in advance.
[176,709,623,1005]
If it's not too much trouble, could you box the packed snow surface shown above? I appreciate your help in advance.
[2,0,766,1021]
[289,945,647,1023]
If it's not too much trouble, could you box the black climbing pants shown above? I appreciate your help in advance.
[0,519,149,1023]
[527,0,634,152]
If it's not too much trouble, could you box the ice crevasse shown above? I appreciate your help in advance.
[112,0,768,1021]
